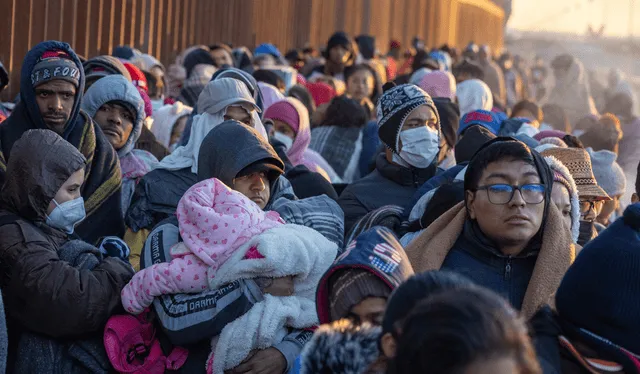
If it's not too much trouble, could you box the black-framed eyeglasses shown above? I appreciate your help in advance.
[579,200,602,215]
[474,184,546,205]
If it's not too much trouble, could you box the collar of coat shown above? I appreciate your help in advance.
[405,201,576,319]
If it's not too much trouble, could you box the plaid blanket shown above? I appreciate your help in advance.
[309,126,363,182]
[345,205,405,245]
[271,194,345,249]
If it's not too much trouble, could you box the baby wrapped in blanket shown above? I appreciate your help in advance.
[121,178,338,373]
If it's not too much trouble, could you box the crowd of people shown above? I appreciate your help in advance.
[0,30,638,374]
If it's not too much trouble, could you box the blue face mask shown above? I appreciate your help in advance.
[46,197,86,234]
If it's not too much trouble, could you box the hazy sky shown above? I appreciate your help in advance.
[508,0,640,37]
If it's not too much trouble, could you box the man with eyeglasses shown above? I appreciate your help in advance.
[406,139,576,318]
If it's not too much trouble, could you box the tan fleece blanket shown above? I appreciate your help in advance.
[405,201,576,318]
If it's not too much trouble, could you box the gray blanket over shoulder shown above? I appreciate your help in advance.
[14,240,113,374]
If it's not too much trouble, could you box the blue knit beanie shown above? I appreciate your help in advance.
[458,110,501,136]
[556,203,640,355]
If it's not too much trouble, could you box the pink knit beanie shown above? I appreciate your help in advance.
[264,100,301,134]
[176,178,283,270]
[136,87,153,117]
[419,71,456,101]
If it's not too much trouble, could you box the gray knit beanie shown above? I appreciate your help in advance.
[329,269,391,321]
[587,148,626,197]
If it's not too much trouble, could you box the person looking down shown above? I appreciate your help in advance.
[264,97,339,182]
[0,129,133,371]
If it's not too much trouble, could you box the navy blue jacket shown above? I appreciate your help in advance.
[441,222,537,310]
[339,154,436,234]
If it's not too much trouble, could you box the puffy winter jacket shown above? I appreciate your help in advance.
[0,130,133,368]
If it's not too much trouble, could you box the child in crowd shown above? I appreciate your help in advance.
[121,178,337,373]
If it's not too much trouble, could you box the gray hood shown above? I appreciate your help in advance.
[81,75,145,157]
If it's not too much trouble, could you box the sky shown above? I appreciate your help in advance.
[508,0,640,37]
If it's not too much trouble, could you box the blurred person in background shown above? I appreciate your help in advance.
[477,45,506,105]
[546,54,598,126]
[307,32,357,83]
[498,52,523,108]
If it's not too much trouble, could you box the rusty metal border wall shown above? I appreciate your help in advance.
[0,0,503,99]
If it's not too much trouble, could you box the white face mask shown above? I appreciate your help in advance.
[46,197,86,234]
[392,126,439,168]
[273,131,293,152]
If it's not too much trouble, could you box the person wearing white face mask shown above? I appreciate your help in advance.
[263,98,340,182]
[0,129,134,368]
[338,84,442,234]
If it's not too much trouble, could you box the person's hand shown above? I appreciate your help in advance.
[228,348,287,374]
[254,276,294,297]
[98,236,130,262]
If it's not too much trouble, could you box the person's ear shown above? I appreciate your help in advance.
[466,190,477,219]
[380,332,397,358]
[632,193,639,204]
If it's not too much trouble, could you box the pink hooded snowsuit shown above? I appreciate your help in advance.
[121,178,283,314]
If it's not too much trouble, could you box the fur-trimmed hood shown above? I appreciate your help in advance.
[544,155,580,243]
[300,319,381,374]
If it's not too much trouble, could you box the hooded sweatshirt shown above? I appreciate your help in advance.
[456,78,494,117]
[159,78,264,174]
[151,101,193,148]
[543,155,581,243]
[177,67,269,147]
[126,120,288,232]
[0,129,133,366]
[0,40,124,244]
[258,81,285,111]
[264,98,340,182]
[81,75,159,215]
[316,227,414,325]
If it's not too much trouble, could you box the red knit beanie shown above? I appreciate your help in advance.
[264,100,300,133]
[307,82,336,107]
[123,62,148,92]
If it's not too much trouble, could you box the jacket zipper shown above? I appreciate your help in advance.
[504,256,512,281]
